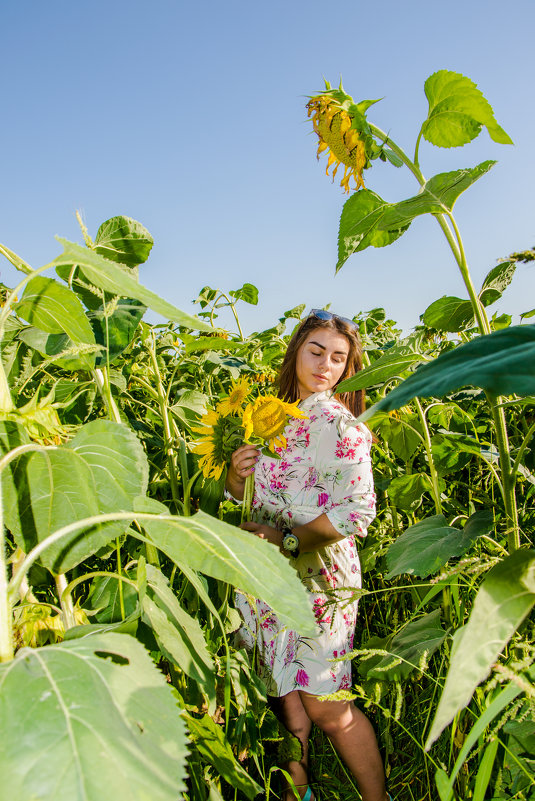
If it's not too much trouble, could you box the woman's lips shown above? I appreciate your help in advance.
[314,374,328,381]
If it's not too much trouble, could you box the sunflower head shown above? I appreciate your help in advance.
[192,408,240,480]
[307,81,381,193]
[242,395,307,452]
[217,376,252,416]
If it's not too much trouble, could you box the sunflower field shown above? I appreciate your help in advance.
[0,70,534,801]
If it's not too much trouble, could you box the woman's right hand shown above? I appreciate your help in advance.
[225,444,261,500]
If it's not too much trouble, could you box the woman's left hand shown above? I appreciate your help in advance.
[240,521,283,548]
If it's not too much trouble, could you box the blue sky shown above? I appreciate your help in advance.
[1,0,534,337]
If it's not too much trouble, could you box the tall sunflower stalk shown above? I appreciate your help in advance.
[306,75,520,551]
[192,378,306,522]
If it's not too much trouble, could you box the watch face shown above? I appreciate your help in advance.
[283,533,299,552]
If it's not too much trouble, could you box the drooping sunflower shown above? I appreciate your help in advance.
[192,408,238,480]
[217,376,252,416]
[242,395,307,452]
[307,82,380,194]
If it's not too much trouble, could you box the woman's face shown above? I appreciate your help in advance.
[296,328,350,399]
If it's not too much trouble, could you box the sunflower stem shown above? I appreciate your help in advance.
[241,473,254,524]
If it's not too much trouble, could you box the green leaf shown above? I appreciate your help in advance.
[14,276,95,359]
[387,473,432,511]
[360,326,535,419]
[378,161,495,228]
[435,768,454,801]
[88,298,146,365]
[386,510,493,578]
[379,416,422,461]
[422,296,475,331]
[336,189,410,271]
[17,326,99,371]
[479,260,516,306]
[421,70,513,148]
[10,448,101,570]
[0,421,31,532]
[53,239,211,331]
[338,347,424,392]
[134,506,316,636]
[8,421,148,572]
[0,633,188,801]
[426,549,535,748]
[184,336,245,355]
[143,564,216,707]
[87,575,139,623]
[94,216,154,266]
[229,283,259,306]
[431,432,474,475]
[336,163,494,270]
[362,610,445,681]
[186,713,262,800]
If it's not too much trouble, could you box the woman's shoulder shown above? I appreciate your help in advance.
[309,393,372,445]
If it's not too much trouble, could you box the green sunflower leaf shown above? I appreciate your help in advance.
[359,326,535,419]
[421,70,513,148]
[426,549,535,749]
[422,296,475,331]
[0,633,188,801]
[336,189,410,271]
[336,162,494,271]
[479,261,517,306]
[94,216,154,266]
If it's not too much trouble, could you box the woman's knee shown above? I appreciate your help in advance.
[299,695,356,737]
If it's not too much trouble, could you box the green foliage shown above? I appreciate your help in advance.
[386,511,493,578]
[94,215,154,266]
[1,64,533,799]
[362,326,535,419]
[421,70,513,148]
[0,633,188,801]
[135,508,316,635]
[426,549,535,748]
[336,161,495,270]
[54,239,211,331]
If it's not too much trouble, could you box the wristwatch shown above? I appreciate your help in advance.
[281,524,300,558]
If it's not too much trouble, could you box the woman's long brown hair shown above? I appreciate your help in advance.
[277,315,365,418]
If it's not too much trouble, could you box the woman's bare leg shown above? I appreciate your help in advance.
[269,691,313,800]
[299,693,388,801]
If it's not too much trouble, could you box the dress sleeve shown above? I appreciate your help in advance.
[317,415,376,539]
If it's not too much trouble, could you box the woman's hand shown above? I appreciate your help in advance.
[241,521,283,548]
[225,444,261,500]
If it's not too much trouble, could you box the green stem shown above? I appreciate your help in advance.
[0,473,14,662]
[148,336,182,512]
[445,212,490,335]
[93,367,122,423]
[485,392,519,551]
[62,570,137,602]
[511,420,535,483]
[54,573,76,630]
[116,537,125,619]
[413,129,423,169]
[241,473,254,524]
[413,398,441,515]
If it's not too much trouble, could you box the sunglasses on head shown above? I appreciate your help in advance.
[308,309,358,330]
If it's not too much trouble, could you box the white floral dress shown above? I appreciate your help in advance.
[235,390,376,697]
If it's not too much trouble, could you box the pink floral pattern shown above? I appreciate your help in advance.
[236,391,376,697]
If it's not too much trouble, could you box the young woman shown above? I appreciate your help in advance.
[226,310,390,801]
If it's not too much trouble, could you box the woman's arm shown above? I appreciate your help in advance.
[241,515,343,554]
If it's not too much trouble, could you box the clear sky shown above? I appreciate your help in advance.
[1,0,534,337]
